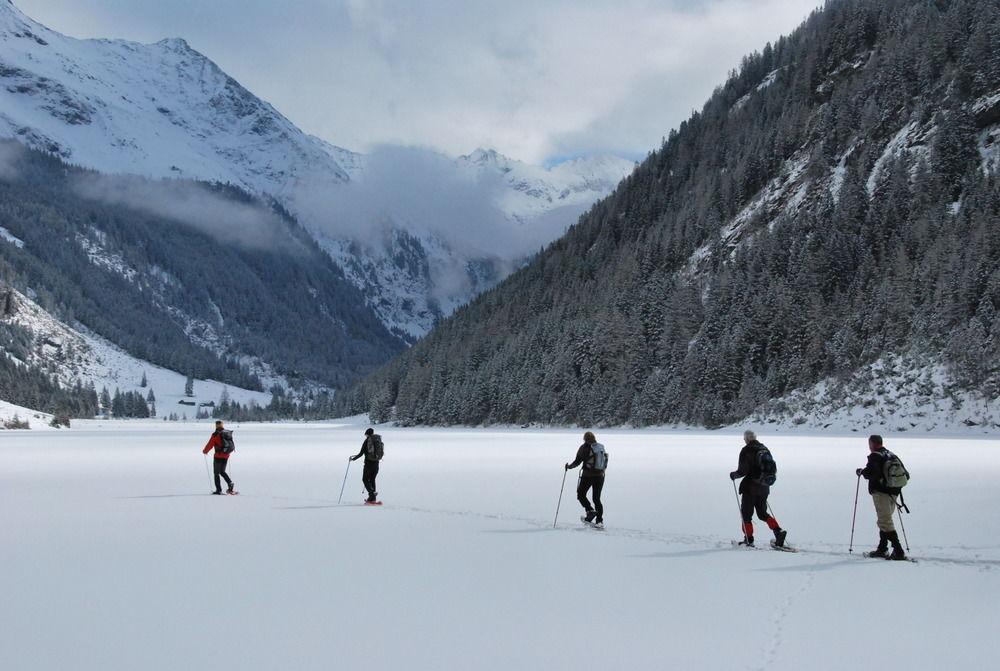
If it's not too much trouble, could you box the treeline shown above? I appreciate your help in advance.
[210,390,340,423]
[338,0,1000,427]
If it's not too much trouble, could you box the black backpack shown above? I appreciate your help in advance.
[219,430,235,454]
[754,444,777,486]
[367,434,384,461]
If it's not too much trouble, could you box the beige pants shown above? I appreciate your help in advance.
[872,492,897,532]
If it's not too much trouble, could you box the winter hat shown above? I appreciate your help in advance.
[365,428,374,436]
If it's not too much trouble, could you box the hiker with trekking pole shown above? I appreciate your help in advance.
[854,434,911,560]
[564,431,607,528]
[202,419,237,495]
[730,431,789,550]
[350,428,384,505]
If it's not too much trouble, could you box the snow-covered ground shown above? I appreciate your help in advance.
[1,420,997,670]
[0,398,54,428]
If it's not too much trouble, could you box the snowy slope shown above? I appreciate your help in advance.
[0,398,54,428]
[0,1,635,340]
[1,421,996,670]
[0,0,354,196]
[2,287,272,413]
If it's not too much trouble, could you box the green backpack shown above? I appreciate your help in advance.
[882,450,909,490]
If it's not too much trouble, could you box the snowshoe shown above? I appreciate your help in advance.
[211,491,223,495]
[770,540,798,553]
[732,540,758,549]
[580,516,604,529]
[864,548,889,559]
[364,500,383,506]
[226,490,239,496]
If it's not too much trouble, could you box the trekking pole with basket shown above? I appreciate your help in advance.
[733,479,748,544]
[203,453,213,491]
[553,467,569,528]
[895,496,911,552]
[849,473,861,553]
[338,457,352,505]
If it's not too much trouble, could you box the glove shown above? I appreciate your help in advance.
[729,471,738,481]
[350,455,358,462]
[564,463,570,471]
[855,468,863,477]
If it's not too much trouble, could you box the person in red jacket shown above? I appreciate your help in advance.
[202,420,235,495]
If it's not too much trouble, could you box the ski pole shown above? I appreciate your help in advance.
[553,467,569,528]
[849,473,861,553]
[733,480,747,544]
[338,457,352,505]
[895,498,910,551]
[203,453,213,491]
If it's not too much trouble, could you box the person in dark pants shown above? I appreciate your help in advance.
[351,428,383,503]
[730,430,786,547]
[202,420,235,495]
[856,435,907,560]
[566,431,607,526]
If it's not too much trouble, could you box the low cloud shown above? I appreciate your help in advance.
[296,145,583,261]
[0,141,25,180]
[72,174,297,250]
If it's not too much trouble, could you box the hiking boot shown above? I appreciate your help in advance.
[887,531,906,560]
[227,483,235,494]
[366,493,377,503]
[212,490,223,495]
[744,536,755,547]
[866,531,889,557]
[584,510,597,523]
[773,529,787,548]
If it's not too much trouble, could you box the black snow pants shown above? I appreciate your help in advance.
[362,460,379,498]
[577,475,604,521]
[213,457,233,492]
[740,490,769,523]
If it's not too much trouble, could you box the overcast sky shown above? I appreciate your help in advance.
[17,0,821,164]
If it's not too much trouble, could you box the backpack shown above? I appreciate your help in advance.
[753,444,777,486]
[881,449,909,490]
[218,430,235,454]
[585,443,608,472]
[367,434,384,461]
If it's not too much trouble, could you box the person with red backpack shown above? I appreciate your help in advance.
[350,428,383,504]
[856,434,909,560]
[565,431,608,527]
[202,420,236,495]
[730,430,787,548]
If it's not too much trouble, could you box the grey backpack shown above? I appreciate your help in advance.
[585,443,608,472]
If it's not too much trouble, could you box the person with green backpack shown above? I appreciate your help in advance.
[856,434,910,560]
[730,430,787,548]
[351,428,384,504]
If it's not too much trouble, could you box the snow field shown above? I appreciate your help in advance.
[1,421,998,670]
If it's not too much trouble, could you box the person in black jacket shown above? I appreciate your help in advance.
[566,431,607,526]
[350,428,383,503]
[856,435,906,560]
[730,430,787,547]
